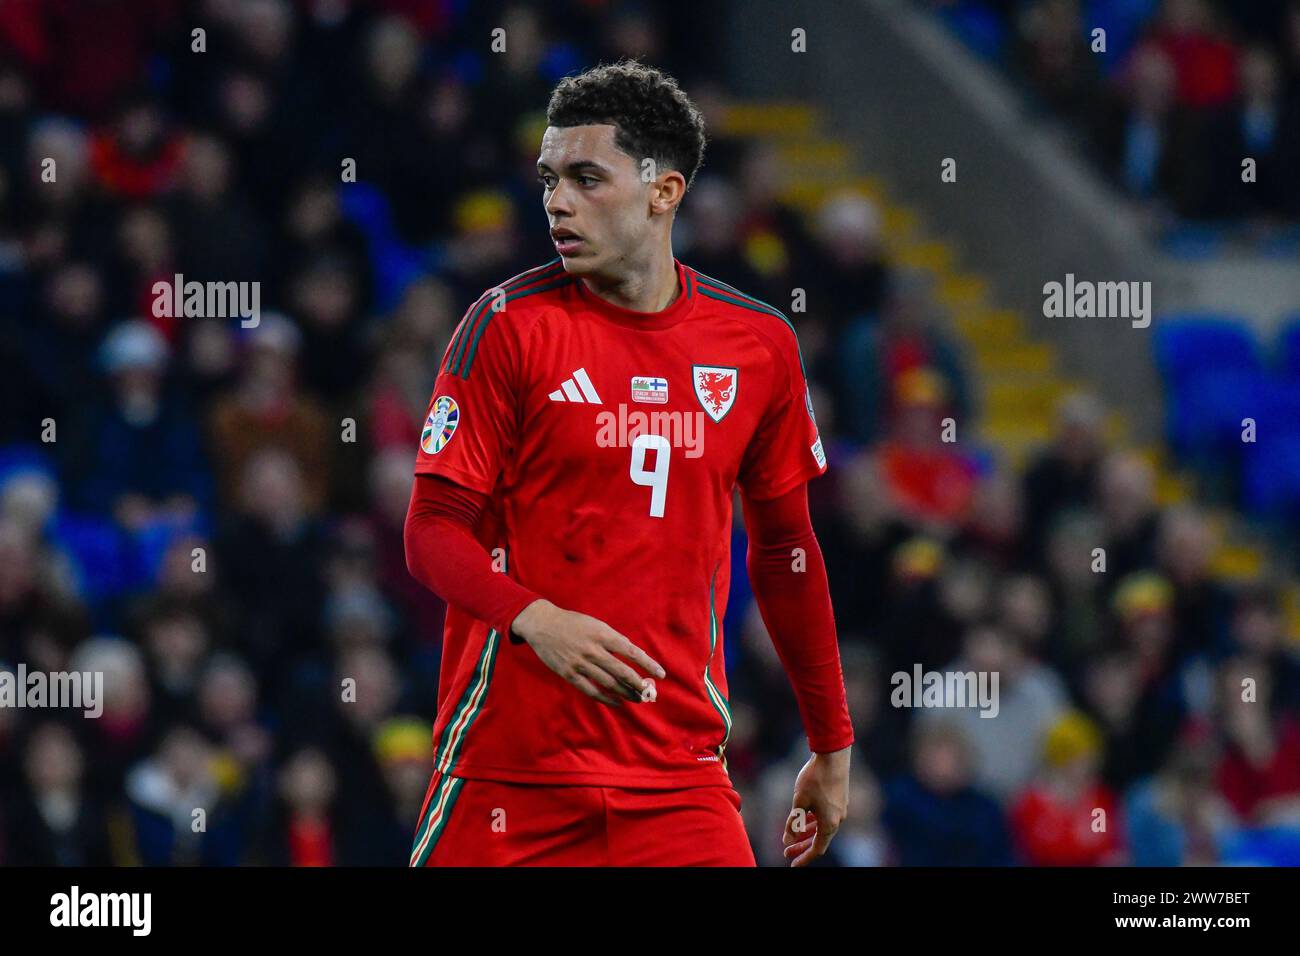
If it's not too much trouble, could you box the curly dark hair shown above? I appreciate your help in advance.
[546,59,707,194]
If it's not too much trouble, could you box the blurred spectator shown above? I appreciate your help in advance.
[1204,46,1300,218]
[957,470,1027,570]
[208,314,334,513]
[213,447,329,685]
[1022,392,1105,563]
[806,191,890,338]
[5,722,114,866]
[1156,507,1234,658]
[1014,0,1100,118]
[733,143,818,306]
[882,720,1013,865]
[123,725,251,866]
[1081,644,1174,790]
[1010,711,1126,865]
[138,600,212,727]
[366,449,447,646]
[1099,452,1159,582]
[837,272,970,446]
[0,0,180,119]
[680,177,766,296]
[89,93,185,201]
[69,637,153,796]
[819,450,913,640]
[876,368,981,529]
[1095,45,1205,213]
[1125,723,1236,865]
[268,747,338,866]
[1108,572,1195,773]
[168,132,268,285]
[1147,0,1239,111]
[919,625,1068,801]
[371,717,435,859]
[1044,509,1109,670]
[1215,656,1300,825]
[1222,584,1300,712]
[65,320,212,527]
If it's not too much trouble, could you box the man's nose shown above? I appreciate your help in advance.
[545,180,572,216]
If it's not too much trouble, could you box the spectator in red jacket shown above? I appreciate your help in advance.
[1147,0,1240,110]
[1215,656,1300,825]
[1011,710,1126,865]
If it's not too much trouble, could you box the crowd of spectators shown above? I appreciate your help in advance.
[0,0,1297,866]
[929,0,1300,223]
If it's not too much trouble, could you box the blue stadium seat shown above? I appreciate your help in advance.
[1243,429,1300,519]
[336,181,427,311]
[937,3,1006,63]
[50,512,142,605]
[1174,368,1265,455]
[1221,826,1300,866]
[1086,0,1161,72]
[0,443,58,490]
[1153,315,1262,386]
[1160,224,1229,259]
[1278,314,1300,382]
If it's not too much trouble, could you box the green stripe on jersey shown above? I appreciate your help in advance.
[434,629,501,775]
[703,564,732,769]
[443,259,566,376]
[455,275,572,378]
[693,274,807,378]
[409,773,465,867]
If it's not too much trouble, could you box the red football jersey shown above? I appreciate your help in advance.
[413,257,827,788]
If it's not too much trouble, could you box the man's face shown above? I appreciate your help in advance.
[536,124,657,275]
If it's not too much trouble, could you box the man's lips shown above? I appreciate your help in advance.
[552,232,584,254]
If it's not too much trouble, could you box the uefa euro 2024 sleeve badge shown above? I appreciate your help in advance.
[421,396,460,454]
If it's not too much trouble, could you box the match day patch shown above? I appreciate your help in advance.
[693,365,737,423]
[421,396,460,454]
[631,376,669,404]
[811,436,826,468]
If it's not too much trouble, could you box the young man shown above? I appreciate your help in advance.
[405,60,853,867]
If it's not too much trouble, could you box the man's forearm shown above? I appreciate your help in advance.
[742,485,855,753]
[404,474,541,639]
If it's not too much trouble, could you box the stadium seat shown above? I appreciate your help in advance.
[50,511,142,606]
[1159,224,1229,260]
[335,181,426,311]
[1278,315,1300,382]
[936,3,1006,63]
[1153,315,1263,387]
[1085,0,1161,73]
[1243,429,1300,519]
[1172,368,1265,455]
[0,443,58,490]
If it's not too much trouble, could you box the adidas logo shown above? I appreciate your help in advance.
[548,367,602,404]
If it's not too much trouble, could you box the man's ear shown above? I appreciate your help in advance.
[649,170,686,216]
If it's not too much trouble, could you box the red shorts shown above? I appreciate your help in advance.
[409,770,757,867]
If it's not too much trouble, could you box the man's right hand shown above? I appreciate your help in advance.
[510,599,666,706]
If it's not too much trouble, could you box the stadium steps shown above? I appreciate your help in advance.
[718,102,819,139]
[728,103,1298,635]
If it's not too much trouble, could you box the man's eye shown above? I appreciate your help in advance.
[537,175,554,188]
[578,176,597,186]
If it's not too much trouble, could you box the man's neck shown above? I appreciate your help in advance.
[581,250,679,313]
